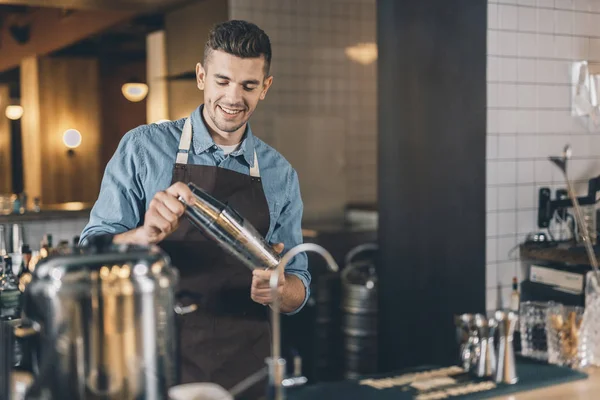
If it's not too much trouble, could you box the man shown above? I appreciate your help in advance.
[80,20,310,395]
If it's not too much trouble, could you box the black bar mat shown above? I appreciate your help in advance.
[288,357,588,400]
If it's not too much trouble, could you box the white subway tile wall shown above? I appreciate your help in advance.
[487,0,600,311]
[228,0,377,207]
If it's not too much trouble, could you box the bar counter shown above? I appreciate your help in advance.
[490,367,600,400]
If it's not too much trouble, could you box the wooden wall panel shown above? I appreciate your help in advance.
[100,59,146,169]
[38,57,101,204]
[0,85,11,193]
[165,0,228,119]
[20,56,42,207]
[21,56,102,206]
[146,30,169,124]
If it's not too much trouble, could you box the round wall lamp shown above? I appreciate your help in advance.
[63,129,82,157]
[5,105,23,120]
[122,78,148,102]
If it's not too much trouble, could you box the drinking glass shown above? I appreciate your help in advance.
[546,303,585,367]
[519,301,554,361]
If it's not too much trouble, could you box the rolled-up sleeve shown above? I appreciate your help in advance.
[269,168,311,315]
[79,128,147,245]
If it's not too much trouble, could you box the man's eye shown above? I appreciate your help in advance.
[217,81,228,86]
[244,86,257,92]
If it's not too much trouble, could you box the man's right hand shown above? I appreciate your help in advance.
[114,182,195,245]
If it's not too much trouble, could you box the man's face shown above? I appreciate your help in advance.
[196,50,273,134]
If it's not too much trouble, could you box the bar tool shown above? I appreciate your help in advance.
[178,182,280,270]
[454,314,478,372]
[495,310,518,385]
[549,145,599,281]
[474,314,497,378]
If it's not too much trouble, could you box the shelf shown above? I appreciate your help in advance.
[0,202,92,223]
[520,242,600,267]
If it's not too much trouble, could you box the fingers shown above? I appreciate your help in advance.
[165,181,195,205]
[252,269,285,288]
[251,269,285,305]
[142,182,193,244]
[251,286,279,304]
[272,243,285,254]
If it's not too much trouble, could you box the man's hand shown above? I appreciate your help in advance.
[251,243,285,305]
[251,243,306,313]
[114,182,195,245]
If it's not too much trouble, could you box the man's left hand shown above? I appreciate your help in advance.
[251,243,285,306]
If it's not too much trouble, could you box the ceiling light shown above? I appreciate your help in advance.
[122,78,149,102]
[345,42,378,65]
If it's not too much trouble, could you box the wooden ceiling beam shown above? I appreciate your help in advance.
[0,7,137,73]
[0,0,189,12]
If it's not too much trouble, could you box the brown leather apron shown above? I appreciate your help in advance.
[159,116,271,399]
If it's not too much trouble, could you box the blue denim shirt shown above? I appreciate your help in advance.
[80,105,310,314]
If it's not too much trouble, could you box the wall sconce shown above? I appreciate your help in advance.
[122,78,149,102]
[63,129,82,157]
[5,105,23,120]
[345,42,378,65]
[572,61,600,129]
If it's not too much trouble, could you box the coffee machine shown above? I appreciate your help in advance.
[520,175,600,308]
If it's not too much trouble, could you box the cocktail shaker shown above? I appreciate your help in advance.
[178,182,281,270]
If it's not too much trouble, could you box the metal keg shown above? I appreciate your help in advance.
[312,271,342,381]
[341,244,378,379]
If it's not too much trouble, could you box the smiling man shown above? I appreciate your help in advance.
[79,20,310,395]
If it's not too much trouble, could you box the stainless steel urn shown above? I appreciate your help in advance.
[19,238,179,400]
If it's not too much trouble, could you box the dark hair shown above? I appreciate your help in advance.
[204,20,272,76]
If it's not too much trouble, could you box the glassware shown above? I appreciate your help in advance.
[546,303,585,367]
[580,272,600,367]
[519,301,554,361]
[0,195,12,216]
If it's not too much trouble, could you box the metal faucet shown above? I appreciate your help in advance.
[267,243,339,400]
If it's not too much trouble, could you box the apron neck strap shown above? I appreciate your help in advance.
[176,115,261,178]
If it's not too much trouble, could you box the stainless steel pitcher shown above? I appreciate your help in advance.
[17,238,179,400]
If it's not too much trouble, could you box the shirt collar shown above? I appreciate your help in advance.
[190,104,256,167]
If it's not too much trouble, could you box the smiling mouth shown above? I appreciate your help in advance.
[218,105,244,115]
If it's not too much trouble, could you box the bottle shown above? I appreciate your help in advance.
[19,192,27,214]
[510,277,520,312]
[0,226,6,256]
[33,197,41,213]
[40,234,53,258]
[0,256,20,318]
[19,245,32,277]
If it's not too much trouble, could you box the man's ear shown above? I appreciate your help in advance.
[260,75,273,100]
[196,62,206,91]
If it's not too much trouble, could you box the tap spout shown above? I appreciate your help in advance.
[268,243,339,400]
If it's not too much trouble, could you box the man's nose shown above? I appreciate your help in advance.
[223,84,244,105]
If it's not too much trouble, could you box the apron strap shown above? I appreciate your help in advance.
[250,150,260,178]
[175,117,192,164]
[176,115,261,178]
